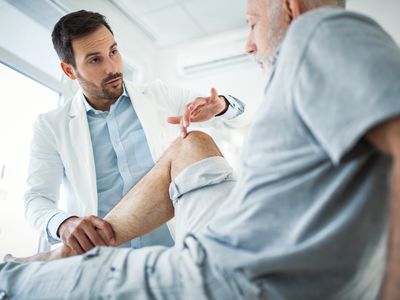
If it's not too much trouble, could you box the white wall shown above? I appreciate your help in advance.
[348,0,400,45]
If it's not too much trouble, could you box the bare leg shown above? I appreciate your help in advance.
[5,131,222,263]
[106,131,222,244]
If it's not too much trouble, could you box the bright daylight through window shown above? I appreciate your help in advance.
[0,63,59,259]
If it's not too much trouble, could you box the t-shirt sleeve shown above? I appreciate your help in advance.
[292,14,400,164]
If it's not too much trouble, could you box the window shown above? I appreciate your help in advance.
[0,62,59,258]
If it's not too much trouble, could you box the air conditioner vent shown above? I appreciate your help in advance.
[180,52,252,76]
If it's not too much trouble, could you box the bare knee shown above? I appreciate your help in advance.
[169,131,222,179]
[179,131,221,157]
[184,130,213,145]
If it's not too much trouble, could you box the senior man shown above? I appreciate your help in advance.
[2,0,400,299]
[23,10,245,255]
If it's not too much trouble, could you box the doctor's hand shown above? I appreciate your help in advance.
[167,88,228,138]
[58,215,115,255]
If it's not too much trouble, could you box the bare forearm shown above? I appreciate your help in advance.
[381,159,400,300]
[103,160,174,246]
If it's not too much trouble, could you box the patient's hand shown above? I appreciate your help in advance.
[167,88,228,138]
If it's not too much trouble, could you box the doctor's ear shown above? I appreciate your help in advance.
[61,61,77,80]
[282,0,301,26]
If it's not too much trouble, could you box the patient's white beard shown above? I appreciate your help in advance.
[259,0,285,74]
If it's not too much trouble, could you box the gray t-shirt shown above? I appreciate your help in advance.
[200,8,400,300]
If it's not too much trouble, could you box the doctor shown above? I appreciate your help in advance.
[25,10,245,255]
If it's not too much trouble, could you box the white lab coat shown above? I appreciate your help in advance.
[24,80,243,250]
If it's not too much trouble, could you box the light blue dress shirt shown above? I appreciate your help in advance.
[47,84,244,248]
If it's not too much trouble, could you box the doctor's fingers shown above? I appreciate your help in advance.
[65,236,85,255]
[73,228,95,252]
[84,225,108,247]
[166,116,188,137]
[187,99,208,118]
[210,88,219,101]
[180,116,188,138]
[190,98,208,110]
[182,103,194,128]
[167,116,182,124]
[90,216,115,245]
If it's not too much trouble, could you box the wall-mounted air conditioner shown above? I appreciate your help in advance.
[180,52,252,76]
[177,33,253,77]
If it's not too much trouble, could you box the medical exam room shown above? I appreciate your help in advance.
[1,0,400,299]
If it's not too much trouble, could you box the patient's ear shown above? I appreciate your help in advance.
[61,62,77,80]
[282,0,302,26]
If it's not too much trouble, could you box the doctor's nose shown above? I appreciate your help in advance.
[104,57,119,75]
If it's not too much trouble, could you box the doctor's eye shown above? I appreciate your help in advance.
[89,57,101,64]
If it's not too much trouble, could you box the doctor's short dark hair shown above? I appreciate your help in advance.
[51,10,113,67]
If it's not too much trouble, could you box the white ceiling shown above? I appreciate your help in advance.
[4,0,247,48]
[4,0,400,48]
[113,0,247,46]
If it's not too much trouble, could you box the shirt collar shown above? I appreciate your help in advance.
[82,83,128,113]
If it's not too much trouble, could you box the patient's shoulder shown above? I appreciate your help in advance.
[284,7,392,58]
